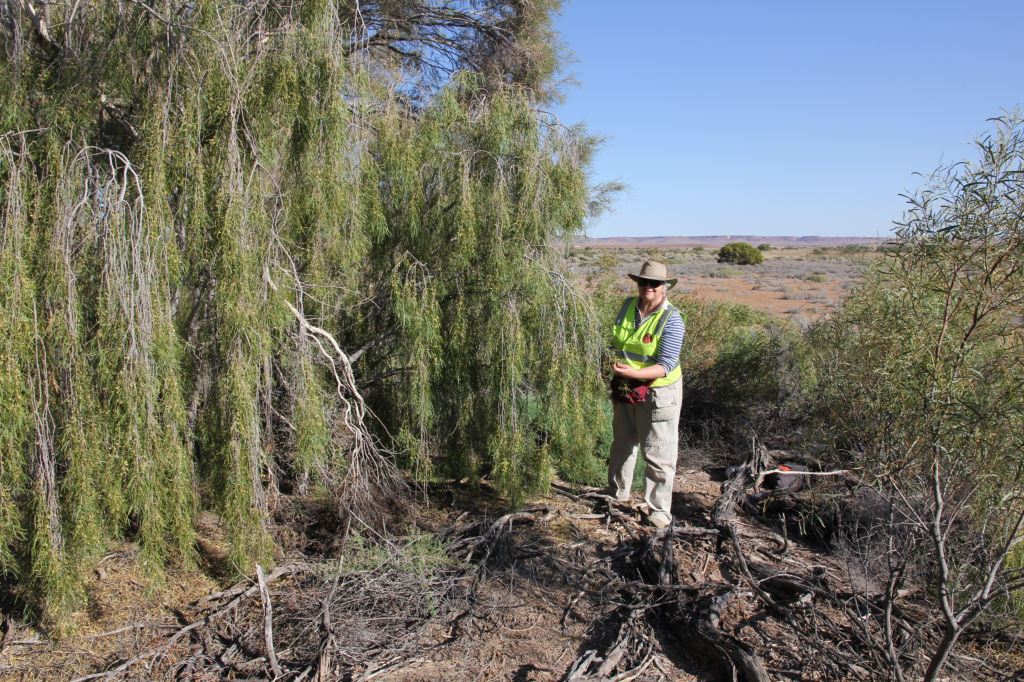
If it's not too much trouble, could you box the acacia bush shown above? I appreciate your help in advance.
[717,241,764,265]
[805,114,1024,680]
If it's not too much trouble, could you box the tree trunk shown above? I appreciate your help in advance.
[922,625,961,682]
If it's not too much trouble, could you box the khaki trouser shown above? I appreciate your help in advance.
[607,378,683,525]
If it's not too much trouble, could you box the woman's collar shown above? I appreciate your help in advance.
[638,295,668,316]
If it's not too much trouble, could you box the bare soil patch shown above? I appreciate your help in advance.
[566,246,880,322]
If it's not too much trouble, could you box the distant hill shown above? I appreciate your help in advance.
[575,235,889,249]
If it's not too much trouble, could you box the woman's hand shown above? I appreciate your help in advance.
[612,362,635,379]
[612,362,667,381]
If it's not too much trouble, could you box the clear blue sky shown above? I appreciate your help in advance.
[554,1,1024,238]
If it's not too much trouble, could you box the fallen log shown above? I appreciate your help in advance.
[562,609,655,682]
[686,591,771,682]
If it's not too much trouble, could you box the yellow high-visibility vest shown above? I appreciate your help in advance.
[611,297,684,388]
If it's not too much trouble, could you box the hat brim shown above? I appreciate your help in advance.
[628,273,677,289]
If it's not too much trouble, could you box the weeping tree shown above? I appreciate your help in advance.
[0,0,608,628]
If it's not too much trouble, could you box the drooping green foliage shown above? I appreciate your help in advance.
[0,0,605,625]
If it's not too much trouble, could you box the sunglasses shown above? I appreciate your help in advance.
[636,278,664,288]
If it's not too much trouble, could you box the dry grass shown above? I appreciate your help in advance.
[0,547,219,681]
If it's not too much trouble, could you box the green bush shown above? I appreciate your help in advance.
[676,297,807,444]
[805,113,1024,678]
[717,241,764,265]
[757,243,772,251]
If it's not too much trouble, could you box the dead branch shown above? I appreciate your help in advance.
[687,591,772,682]
[255,563,283,679]
[20,0,52,46]
[265,269,407,523]
[72,563,301,681]
[594,611,639,677]
[580,492,639,540]
[444,506,556,571]
[757,466,854,480]
[713,438,771,533]
[562,609,654,682]
[563,649,599,681]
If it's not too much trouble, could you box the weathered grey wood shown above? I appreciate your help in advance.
[688,592,772,682]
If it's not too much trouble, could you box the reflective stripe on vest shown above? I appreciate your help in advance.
[612,297,684,388]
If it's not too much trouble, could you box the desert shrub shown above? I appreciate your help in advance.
[757,243,772,251]
[717,241,764,265]
[644,248,666,265]
[804,273,827,283]
[805,113,1024,680]
[677,298,807,444]
[597,251,620,271]
[664,249,687,264]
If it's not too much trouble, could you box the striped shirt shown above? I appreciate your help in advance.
[633,298,686,375]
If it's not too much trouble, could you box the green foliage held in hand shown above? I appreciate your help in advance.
[717,241,764,265]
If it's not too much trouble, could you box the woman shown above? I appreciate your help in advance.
[607,260,686,529]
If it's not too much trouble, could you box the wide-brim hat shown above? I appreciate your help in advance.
[627,260,677,289]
